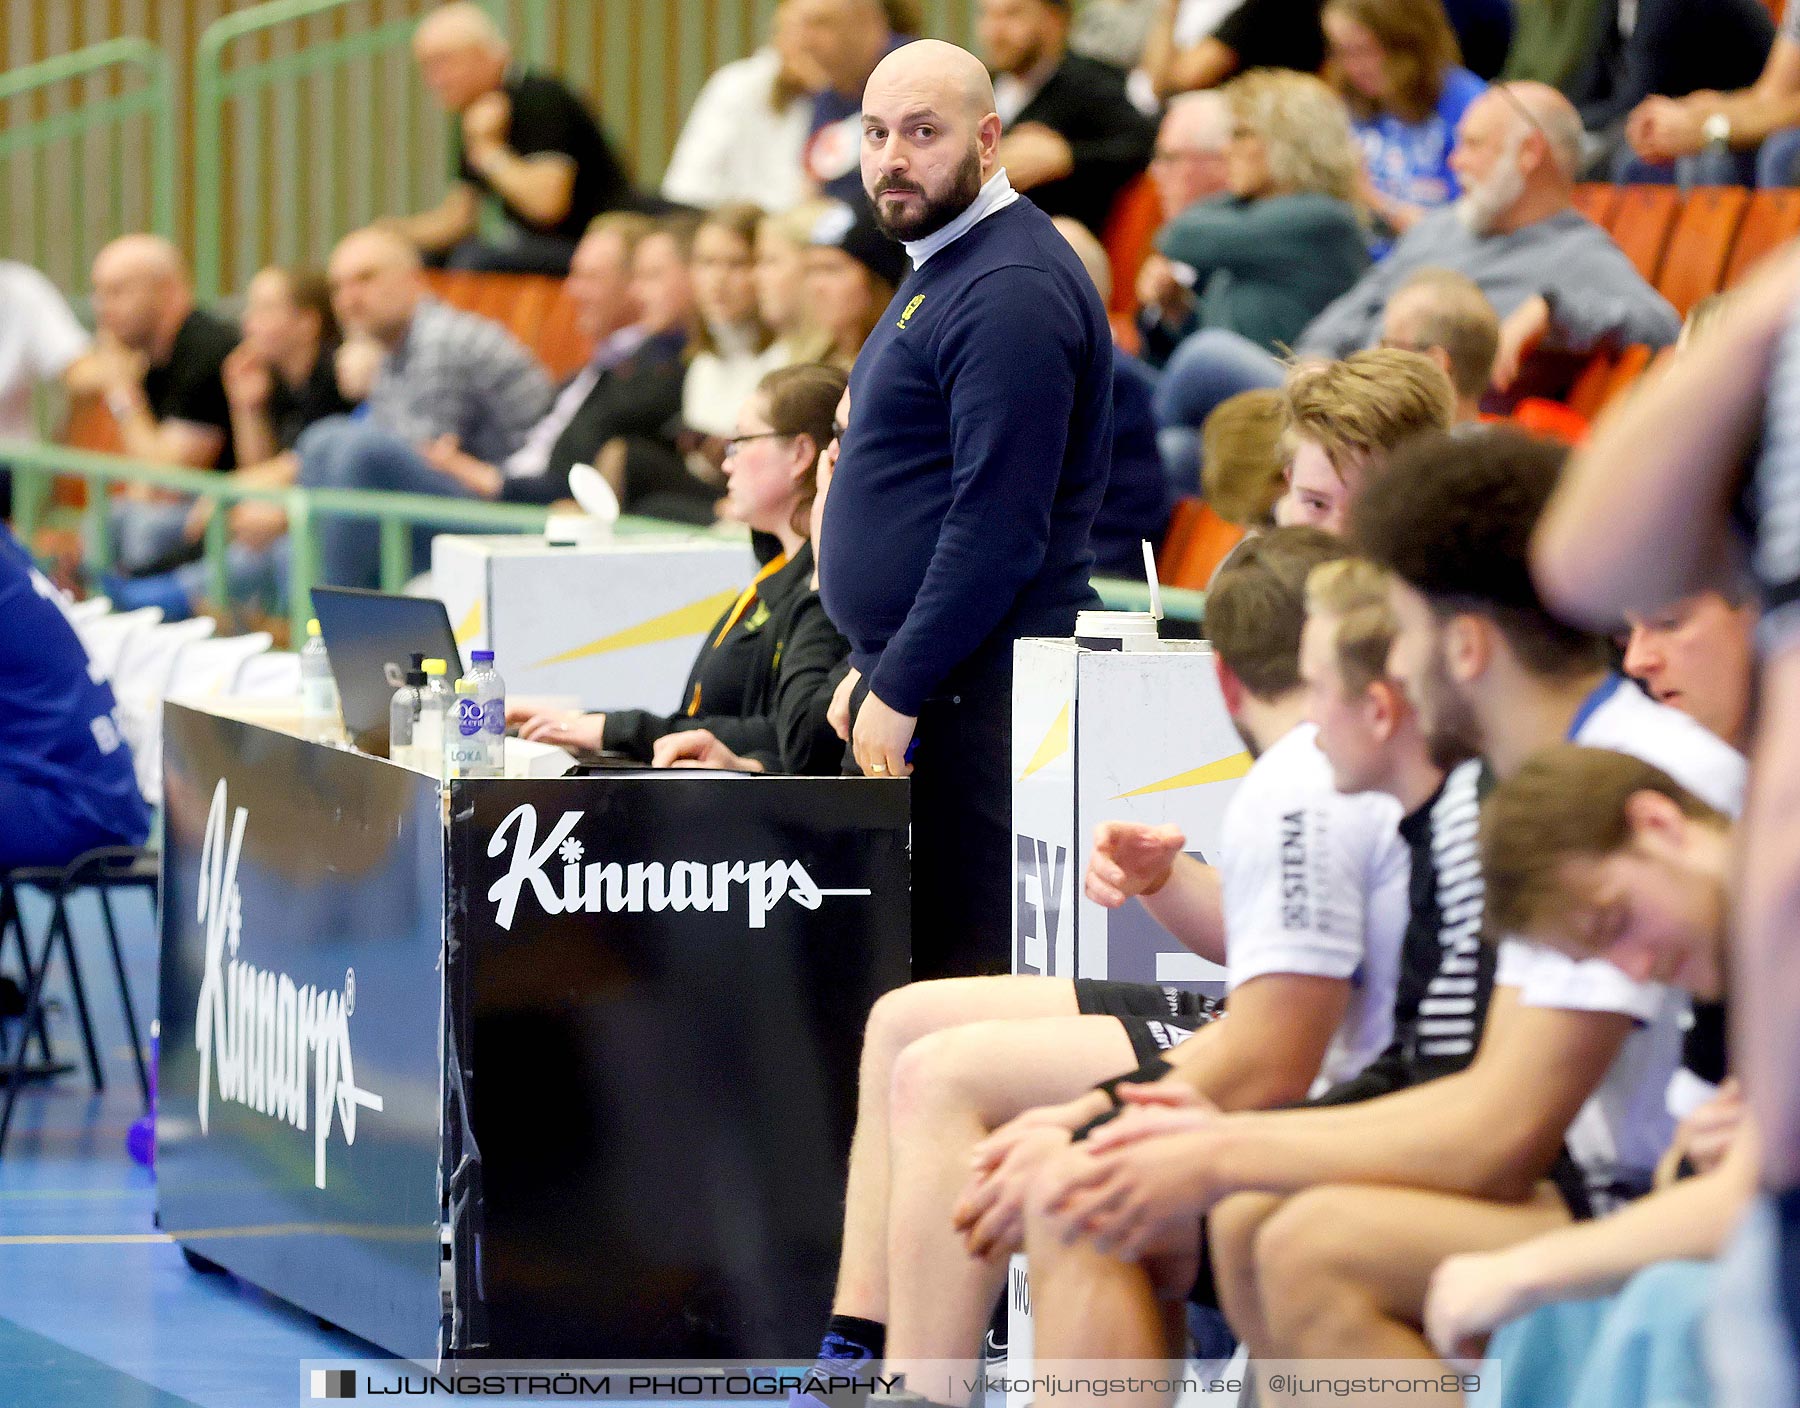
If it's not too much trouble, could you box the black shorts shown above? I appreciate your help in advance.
[1074,979,1223,1066]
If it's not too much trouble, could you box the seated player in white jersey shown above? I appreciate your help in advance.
[1017,426,1745,1397]
[798,528,1413,1401]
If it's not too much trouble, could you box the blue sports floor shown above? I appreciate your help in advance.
[0,887,378,1408]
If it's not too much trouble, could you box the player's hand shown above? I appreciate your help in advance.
[954,1123,1077,1260]
[1425,1249,1533,1364]
[1085,821,1185,907]
[852,690,914,778]
[1035,1126,1218,1259]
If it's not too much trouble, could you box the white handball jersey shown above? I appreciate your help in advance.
[1494,675,1746,1199]
[1219,722,1411,1095]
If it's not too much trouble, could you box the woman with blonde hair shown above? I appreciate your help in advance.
[1323,0,1484,242]
[1152,68,1370,358]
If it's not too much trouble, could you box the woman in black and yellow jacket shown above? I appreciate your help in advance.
[511,363,849,763]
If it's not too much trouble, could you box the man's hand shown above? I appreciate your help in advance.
[222,343,273,411]
[1083,1082,1218,1152]
[652,728,765,772]
[1492,294,1551,392]
[228,500,289,551]
[1669,1078,1744,1179]
[421,433,466,478]
[1135,254,1193,325]
[852,689,915,778]
[1626,95,1706,163]
[1035,1124,1220,1259]
[462,90,512,159]
[91,331,149,400]
[334,336,384,401]
[954,1123,1081,1260]
[1424,1249,1533,1364]
[515,707,607,752]
[1085,821,1185,907]
[828,667,860,742]
[183,497,217,544]
[997,123,1076,189]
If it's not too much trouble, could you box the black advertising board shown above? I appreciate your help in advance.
[157,705,446,1360]
[446,776,910,1359]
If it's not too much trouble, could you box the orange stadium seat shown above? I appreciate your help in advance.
[1101,174,1165,319]
[1157,497,1244,590]
[1656,186,1750,316]
[1605,185,1683,282]
[1571,182,1622,227]
[1724,188,1800,285]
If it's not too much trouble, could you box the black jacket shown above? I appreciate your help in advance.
[499,330,687,505]
[601,541,847,765]
[1010,54,1157,235]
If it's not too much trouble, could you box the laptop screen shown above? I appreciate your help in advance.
[312,587,465,758]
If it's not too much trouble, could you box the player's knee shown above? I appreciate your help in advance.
[887,1025,983,1125]
[863,979,979,1077]
[1253,1190,1371,1352]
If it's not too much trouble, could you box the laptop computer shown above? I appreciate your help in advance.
[312,586,465,758]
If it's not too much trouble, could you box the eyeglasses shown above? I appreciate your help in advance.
[830,421,848,442]
[1150,147,1216,165]
[723,430,794,457]
[1490,82,1553,147]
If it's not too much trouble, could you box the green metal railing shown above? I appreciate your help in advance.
[2,441,695,641]
[2,442,1203,648]
[0,38,175,296]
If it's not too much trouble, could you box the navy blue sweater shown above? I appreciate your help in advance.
[820,198,1111,715]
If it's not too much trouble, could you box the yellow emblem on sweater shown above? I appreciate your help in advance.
[896,294,925,329]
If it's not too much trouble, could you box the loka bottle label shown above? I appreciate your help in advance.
[447,698,489,778]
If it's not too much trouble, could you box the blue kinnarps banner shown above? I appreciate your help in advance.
[158,704,446,1360]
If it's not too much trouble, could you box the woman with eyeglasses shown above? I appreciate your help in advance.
[654,382,855,776]
[510,363,851,766]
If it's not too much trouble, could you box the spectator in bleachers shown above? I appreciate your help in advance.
[1377,265,1499,422]
[1272,346,1456,534]
[105,265,355,623]
[803,199,907,368]
[1133,0,1328,103]
[1155,82,1679,449]
[1200,387,1288,526]
[1132,91,1233,369]
[1147,70,1370,480]
[1623,591,1756,753]
[1574,0,1772,182]
[755,202,838,366]
[793,0,907,203]
[592,219,724,523]
[1324,0,1487,246]
[661,3,814,212]
[1051,215,1172,571]
[293,226,551,586]
[1621,2,1800,186]
[392,3,633,275]
[513,363,849,763]
[681,205,785,467]
[1499,0,1604,90]
[70,235,239,577]
[0,260,93,519]
[977,0,1159,236]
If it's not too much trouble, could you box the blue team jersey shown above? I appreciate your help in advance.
[1357,68,1487,250]
[0,526,149,859]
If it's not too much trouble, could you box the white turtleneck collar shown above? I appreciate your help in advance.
[902,168,1020,270]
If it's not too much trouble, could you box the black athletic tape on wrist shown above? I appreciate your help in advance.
[1093,1054,1175,1107]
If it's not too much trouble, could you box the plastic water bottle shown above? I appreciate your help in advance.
[389,668,425,771]
[300,619,340,742]
[465,649,506,776]
[445,679,491,780]
[417,659,453,781]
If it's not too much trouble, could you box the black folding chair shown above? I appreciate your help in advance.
[0,846,156,1157]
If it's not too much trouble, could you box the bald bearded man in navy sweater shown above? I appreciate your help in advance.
[820,40,1112,979]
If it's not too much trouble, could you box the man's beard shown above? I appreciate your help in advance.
[1454,135,1527,237]
[1417,639,1484,770]
[871,148,984,242]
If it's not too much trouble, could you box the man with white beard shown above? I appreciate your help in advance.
[1153,82,1679,437]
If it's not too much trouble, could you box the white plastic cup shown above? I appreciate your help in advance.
[1073,610,1162,651]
